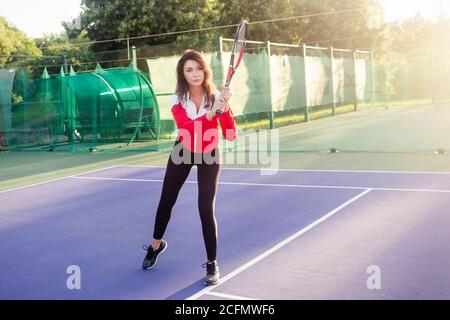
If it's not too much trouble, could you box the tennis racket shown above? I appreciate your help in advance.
[216,19,248,115]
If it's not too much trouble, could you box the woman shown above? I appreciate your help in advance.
[142,49,237,286]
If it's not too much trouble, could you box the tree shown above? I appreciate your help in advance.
[218,0,296,43]
[385,15,450,48]
[0,17,41,68]
[79,0,223,51]
[76,0,385,53]
[34,31,95,73]
[219,0,382,49]
[62,16,83,39]
[292,0,383,49]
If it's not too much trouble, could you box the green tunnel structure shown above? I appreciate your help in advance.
[0,64,160,151]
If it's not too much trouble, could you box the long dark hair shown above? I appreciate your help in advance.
[176,49,215,107]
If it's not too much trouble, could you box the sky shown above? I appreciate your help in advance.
[0,0,449,39]
[378,0,448,22]
[1,0,82,38]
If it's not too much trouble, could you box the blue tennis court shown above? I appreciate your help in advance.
[1,165,450,300]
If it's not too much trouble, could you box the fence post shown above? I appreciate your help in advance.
[127,37,130,60]
[302,44,309,122]
[329,47,336,116]
[267,41,274,129]
[370,50,375,107]
[353,49,358,111]
[129,46,137,70]
[217,36,224,84]
[430,46,435,106]
[18,71,29,131]
[63,55,68,74]
[217,36,223,55]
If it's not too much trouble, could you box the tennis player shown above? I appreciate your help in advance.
[142,49,237,286]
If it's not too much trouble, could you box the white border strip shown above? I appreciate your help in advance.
[70,176,167,183]
[0,165,119,194]
[69,176,450,193]
[204,291,259,300]
[186,189,373,300]
[5,164,450,195]
[70,166,120,178]
[116,164,450,175]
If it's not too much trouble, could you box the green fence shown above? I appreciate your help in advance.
[2,37,450,153]
[146,38,373,135]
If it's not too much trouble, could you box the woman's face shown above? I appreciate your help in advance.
[183,59,205,88]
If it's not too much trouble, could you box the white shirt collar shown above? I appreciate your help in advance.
[172,90,220,120]
[181,92,210,120]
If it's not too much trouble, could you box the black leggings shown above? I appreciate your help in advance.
[152,142,221,261]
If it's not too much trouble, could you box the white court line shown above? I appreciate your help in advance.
[186,188,373,300]
[204,291,259,300]
[70,166,120,177]
[70,176,169,183]
[69,175,450,193]
[0,165,120,194]
[116,164,450,175]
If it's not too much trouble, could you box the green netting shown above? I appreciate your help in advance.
[372,45,450,106]
[143,42,371,138]
[269,54,306,112]
[0,69,16,143]
[3,39,450,155]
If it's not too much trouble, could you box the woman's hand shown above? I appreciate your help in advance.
[206,86,232,120]
[219,86,231,113]
[207,100,223,120]
[220,86,232,104]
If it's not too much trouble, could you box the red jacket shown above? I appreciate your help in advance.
[171,102,237,153]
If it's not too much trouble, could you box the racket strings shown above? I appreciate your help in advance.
[231,25,247,68]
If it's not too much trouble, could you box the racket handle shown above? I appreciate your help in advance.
[216,82,231,115]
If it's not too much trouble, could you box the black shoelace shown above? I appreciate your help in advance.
[142,245,154,259]
[202,262,217,274]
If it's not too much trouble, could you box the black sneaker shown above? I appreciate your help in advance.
[142,240,167,270]
[202,260,220,285]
